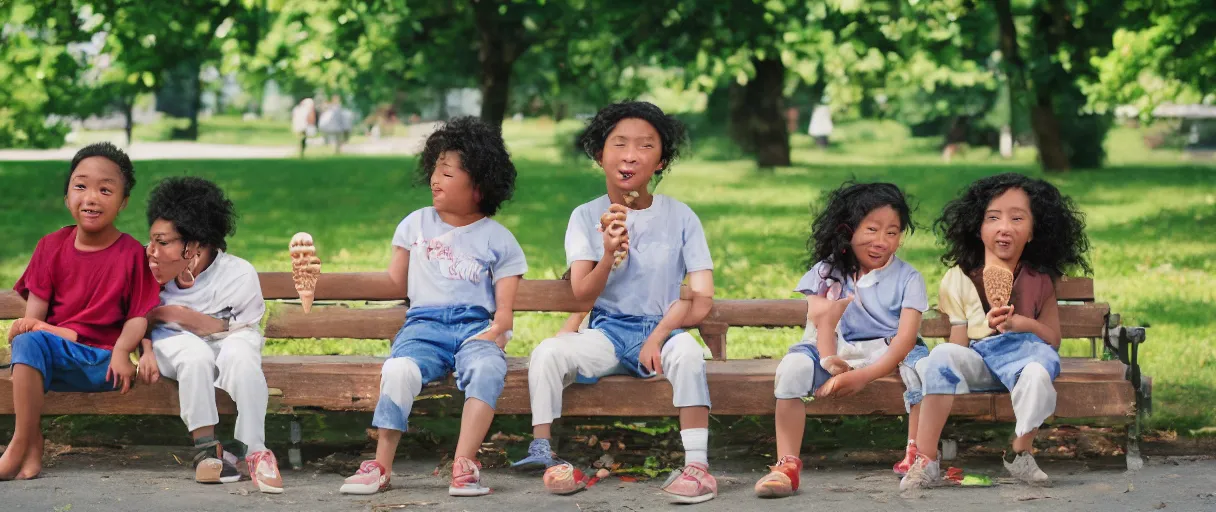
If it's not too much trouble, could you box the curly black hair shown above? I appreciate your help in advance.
[417,116,516,216]
[576,101,688,176]
[65,142,136,197]
[806,181,915,279]
[934,172,1091,277]
[146,176,237,252]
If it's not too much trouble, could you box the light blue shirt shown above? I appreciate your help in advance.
[566,194,714,317]
[796,255,928,341]
[392,207,527,313]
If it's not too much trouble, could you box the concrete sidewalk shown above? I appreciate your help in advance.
[3,446,1214,511]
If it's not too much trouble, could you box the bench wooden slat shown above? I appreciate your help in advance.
[263,302,1111,340]
[256,273,1095,303]
[0,276,1097,321]
[0,357,1133,418]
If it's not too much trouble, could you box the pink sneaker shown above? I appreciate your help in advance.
[246,450,283,494]
[661,462,718,504]
[339,460,390,495]
[754,455,802,498]
[449,456,491,497]
[893,442,918,476]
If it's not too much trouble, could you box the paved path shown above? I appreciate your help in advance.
[0,126,437,162]
[3,447,1214,511]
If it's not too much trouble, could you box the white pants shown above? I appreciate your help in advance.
[915,342,1057,437]
[153,330,269,453]
[527,330,711,426]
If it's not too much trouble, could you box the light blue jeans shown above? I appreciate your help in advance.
[372,306,507,432]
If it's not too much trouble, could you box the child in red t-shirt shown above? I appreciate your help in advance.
[1,142,161,480]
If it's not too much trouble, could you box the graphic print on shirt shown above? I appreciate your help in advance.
[418,230,486,284]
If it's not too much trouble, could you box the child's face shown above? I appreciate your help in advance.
[598,118,662,193]
[850,205,903,272]
[430,151,481,215]
[147,218,197,285]
[64,157,127,234]
[981,187,1034,265]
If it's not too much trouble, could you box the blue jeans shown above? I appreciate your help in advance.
[971,332,1062,391]
[371,306,507,432]
[7,331,118,393]
[588,307,685,379]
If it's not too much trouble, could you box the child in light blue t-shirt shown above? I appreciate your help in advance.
[339,117,526,498]
[755,182,928,499]
[515,102,719,504]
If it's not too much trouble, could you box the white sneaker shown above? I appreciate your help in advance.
[899,454,941,491]
[1003,451,1050,486]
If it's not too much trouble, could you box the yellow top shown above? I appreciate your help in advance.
[938,265,992,341]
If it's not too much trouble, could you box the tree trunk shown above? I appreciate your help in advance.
[478,54,513,128]
[746,57,790,168]
[185,68,201,141]
[995,0,1069,171]
[123,98,134,148]
[473,3,529,128]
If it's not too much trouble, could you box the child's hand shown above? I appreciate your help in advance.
[986,305,1015,333]
[107,355,136,394]
[601,219,629,256]
[810,296,853,327]
[815,370,867,399]
[639,337,664,375]
[7,318,46,341]
[137,348,160,386]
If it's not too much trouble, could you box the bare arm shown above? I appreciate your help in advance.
[387,246,409,293]
[569,253,617,303]
[674,270,714,327]
[147,306,227,337]
[7,293,79,342]
[558,311,588,334]
[948,324,970,346]
[1010,290,1061,348]
[113,317,148,357]
[483,275,521,347]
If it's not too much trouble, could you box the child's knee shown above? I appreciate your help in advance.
[662,335,705,371]
[461,356,507,408]
[380,357,423,396]
[529,337,564,367]
[774,352,817,399]
[1017,363,1054,390]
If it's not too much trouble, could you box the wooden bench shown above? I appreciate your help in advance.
[0,273,1150,464]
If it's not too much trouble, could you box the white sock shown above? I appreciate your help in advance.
[681,428,709,467]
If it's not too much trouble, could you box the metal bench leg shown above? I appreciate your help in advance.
[289,417,303,470]
[940,439,958,462]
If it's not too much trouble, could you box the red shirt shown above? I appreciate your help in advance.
[14,226,162,350]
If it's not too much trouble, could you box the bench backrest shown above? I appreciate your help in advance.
[0,273,1107,360]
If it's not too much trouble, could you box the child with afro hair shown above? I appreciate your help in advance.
[340,116,527,497]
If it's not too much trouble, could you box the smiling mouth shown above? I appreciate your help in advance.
[618,170,636,181]
[81,209,103,217]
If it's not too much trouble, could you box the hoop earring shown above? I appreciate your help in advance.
[178,255,198,288]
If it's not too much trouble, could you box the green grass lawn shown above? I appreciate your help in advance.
[2,122,1213,434]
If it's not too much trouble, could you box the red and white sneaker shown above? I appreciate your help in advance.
[246,450,283,494]
[448,456,491,497]
[893,442,918,476]
[754,455,802,498]
[661,462,718,504]
[340,460,390,495]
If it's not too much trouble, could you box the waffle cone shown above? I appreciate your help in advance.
[983,265,1014,309]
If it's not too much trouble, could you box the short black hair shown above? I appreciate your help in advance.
[576,101,688,176]
[806,181,915,278]
[935,172,1091,277]
[417,116,516,216]
[65,142,136,197]
[146,176,237,252]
